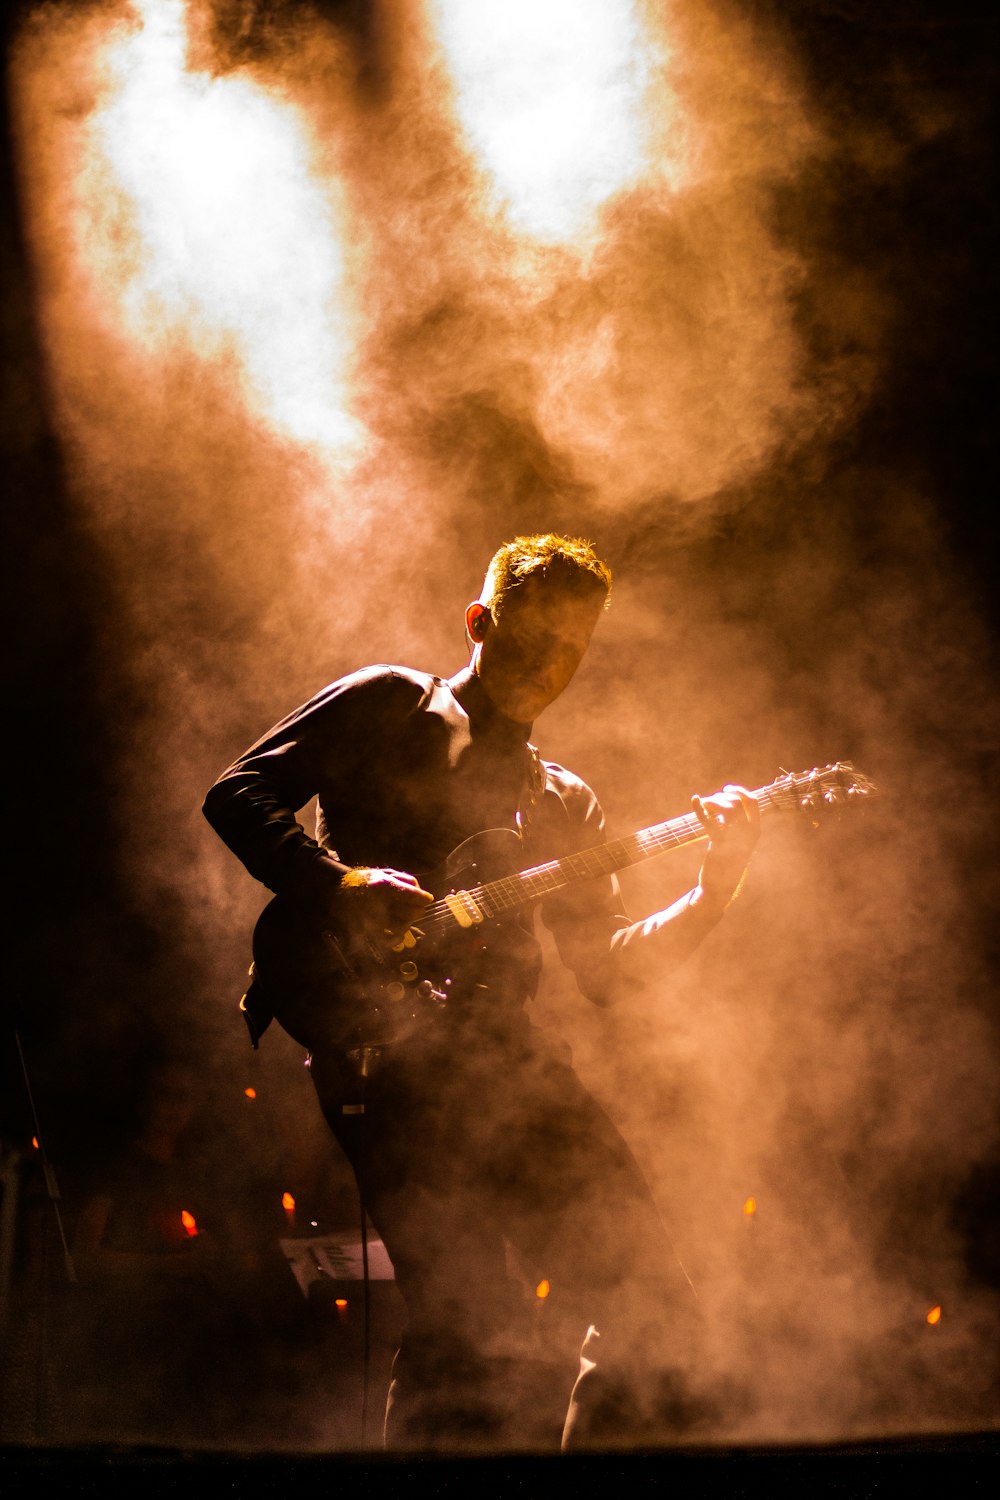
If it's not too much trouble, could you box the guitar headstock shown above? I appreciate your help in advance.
[765,761,878,820]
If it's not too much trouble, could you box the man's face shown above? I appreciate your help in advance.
[473,574,605,723]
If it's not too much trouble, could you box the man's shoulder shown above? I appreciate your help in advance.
[530,758,607,853]
[538,757,602,816]
[247,665,440,750]
[302,663,439,712]
[330,663,436,692]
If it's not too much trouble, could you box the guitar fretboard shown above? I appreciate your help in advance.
[418,781,789,936]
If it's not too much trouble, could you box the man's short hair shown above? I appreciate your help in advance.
[481,534,613,621]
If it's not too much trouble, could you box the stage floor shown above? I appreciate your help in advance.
[3,1431,999,1498]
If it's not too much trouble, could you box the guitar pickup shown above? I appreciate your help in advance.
[444,890,485,928]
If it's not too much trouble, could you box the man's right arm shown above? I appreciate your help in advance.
[204,772,432,941]
[202,667,432,933]
[203,765,350,907]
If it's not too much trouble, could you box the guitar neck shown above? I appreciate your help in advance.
[477,781,781,919]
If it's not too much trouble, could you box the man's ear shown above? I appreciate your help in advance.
[466,602,492,642]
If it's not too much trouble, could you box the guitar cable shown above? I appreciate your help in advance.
[13,1027,76,1287]
[345,1048,374,1447]
[359,1176,372,1446]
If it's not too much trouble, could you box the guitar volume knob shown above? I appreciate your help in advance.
[416,980,446,1008]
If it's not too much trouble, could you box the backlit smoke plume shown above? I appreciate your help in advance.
[6,0,997,1452]
[425,0,672,242]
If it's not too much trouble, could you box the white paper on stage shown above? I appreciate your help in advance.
[280,1234,395,1297]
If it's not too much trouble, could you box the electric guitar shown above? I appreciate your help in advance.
[250,761,876,1055]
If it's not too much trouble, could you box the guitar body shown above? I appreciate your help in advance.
[251,827,527,1054]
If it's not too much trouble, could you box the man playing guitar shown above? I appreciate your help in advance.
[203,534,759,1449]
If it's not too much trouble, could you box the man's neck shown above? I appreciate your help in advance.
[448,664,533,737]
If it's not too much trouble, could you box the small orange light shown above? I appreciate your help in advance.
[535,1279,550,1299]
[180,1210,198,1237]
[334,1298,348,1309]
[926,1305,942,1325]
[281,1192,295,1212]
[743,1197,757,1218]
[32,1137,39,1150]
[244,1087,257,1099]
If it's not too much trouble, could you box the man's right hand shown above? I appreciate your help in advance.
[336,865,434,944]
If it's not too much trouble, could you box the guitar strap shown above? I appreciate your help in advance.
[516,741,547,847]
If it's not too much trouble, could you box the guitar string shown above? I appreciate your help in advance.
[419,774,869,936]
[413,770,869,937]
[414,784,799,935]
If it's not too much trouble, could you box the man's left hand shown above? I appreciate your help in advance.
[692,784,760,910]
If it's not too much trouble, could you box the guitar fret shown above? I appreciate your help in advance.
[426,767,870,932]
[257,762,871,1055]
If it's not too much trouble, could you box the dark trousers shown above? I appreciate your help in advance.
[309,1027,701,1450]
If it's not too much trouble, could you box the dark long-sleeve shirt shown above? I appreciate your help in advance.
[203,663,723,1023]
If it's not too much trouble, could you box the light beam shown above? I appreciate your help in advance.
[73,0,361,454]
[425,0,676,245]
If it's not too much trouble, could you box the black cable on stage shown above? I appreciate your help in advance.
[359,1184,372,1446]
[13,1029,76,1285]
[350,1048,374,1448]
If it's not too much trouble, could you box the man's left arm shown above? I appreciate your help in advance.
[541,780,760,1006]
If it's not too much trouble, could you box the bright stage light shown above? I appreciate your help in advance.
[76,0,360,453]
[425,0,674,244]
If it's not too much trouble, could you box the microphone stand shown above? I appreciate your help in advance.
[13,1028,77,1286]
